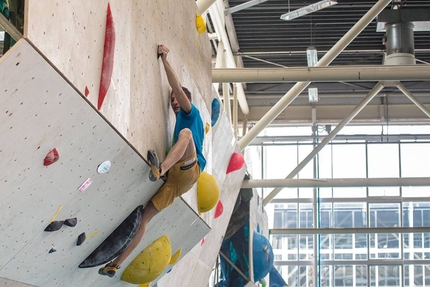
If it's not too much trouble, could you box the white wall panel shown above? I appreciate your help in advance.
[0,39,209,287]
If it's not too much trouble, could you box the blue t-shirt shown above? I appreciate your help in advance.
[173,103,206,171]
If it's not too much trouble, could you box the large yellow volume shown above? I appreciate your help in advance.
[121,235,172,284]
[197,171,220,213]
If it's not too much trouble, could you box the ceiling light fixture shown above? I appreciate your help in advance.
[280,0,338,21]
[306,45,318,67]
[307,46,319,102]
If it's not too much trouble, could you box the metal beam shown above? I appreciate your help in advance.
[262,82,385,206]
[212,65,430,83]
[397,82,430,118]
[270,227,430,235]
[224,0,268,15]
[196,0,217,15]
[248,134,430,145]
[239,103,430,127]
[271,196,430,204]
[0,12,22,43]
[209,3,250,114]
[243,177,430,188]
[275,259,430,266]
[219,251,250,282]
[237,0,392,151]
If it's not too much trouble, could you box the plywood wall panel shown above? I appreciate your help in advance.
[0,39,210,287]
[0,278,35,286]
[25,0,212,160]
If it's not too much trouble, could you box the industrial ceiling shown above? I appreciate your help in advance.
[208,0,430,126]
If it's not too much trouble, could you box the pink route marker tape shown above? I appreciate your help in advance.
[78,178,92,192]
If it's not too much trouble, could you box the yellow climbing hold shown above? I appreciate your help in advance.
[205,122,210,134]
[197,171,220,213]
[196,14,206,34]
[121,235,172,284]
[170,249,182,265]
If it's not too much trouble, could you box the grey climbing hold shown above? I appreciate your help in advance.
[77,232,86,246]
[44,221,64,232]
[64,218,77,227]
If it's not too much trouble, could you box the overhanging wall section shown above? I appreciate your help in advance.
[0,39,209,287]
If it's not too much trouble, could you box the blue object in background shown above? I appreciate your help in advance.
[252,231,274,282]
[269,266,288,287]
[211,98,221,126]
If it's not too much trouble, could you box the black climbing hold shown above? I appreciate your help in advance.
[64,218,77,227]
[44,221,64,232]
[77,232,86,246]
[49,248,56,253]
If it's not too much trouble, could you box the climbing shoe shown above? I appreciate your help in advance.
[147,149,161,182]
[98,262,120,278]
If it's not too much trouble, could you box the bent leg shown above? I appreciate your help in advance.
[160,128,195,176]
[111,202,159,267]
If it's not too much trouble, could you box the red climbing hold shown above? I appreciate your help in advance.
[43,148,59,166]
[97,2,116,110]
[201,238,205,246]
[226,152,245,174]
[84,86,90,97]
[214,200,224,219]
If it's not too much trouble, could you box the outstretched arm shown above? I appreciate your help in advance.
[158,45,192,114]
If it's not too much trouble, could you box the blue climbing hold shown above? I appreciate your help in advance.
[253,231,274,282]
[211,98,221,127]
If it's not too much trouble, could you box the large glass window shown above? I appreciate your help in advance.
[258,126,430,287]
[332,144,366,178]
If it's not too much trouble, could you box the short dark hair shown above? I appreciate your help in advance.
[171,86,192,101]
[181,86,192,101]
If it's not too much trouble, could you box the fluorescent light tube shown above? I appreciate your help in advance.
[306,45,318,67]
[280,0,337,21]
[308,87,319,102]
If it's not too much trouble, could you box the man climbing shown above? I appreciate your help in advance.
[99,44,206,277]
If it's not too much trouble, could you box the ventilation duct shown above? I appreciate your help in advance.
[384,22,415,65]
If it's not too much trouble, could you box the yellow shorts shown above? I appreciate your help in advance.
[151,153,201,211]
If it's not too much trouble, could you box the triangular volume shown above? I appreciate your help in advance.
[78,205,143,268]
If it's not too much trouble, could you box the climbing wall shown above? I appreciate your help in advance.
[24,0,212,156]
[0,39,209,287]
[0,0,247,286]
